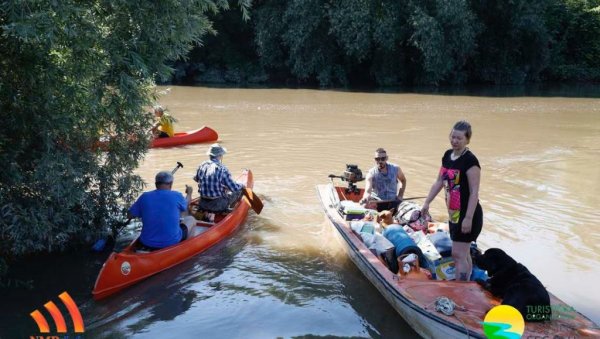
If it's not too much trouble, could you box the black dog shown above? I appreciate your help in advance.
[474,248,551,322]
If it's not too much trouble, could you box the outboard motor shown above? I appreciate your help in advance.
[328,164,364,194]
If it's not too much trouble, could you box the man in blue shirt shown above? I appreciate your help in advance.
[129,171,195,249]
[194,143,244,213]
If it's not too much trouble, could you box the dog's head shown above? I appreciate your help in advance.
[377,210,395,228]
[474,248,517,277]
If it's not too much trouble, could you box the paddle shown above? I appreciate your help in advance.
[243,187,263,214]
[92,162,185,251]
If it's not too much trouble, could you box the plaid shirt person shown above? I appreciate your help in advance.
[194,159,242,198]
[193,143,244,213]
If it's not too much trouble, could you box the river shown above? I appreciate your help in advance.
[2,86,599,338]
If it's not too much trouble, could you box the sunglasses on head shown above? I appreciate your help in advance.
[374,156,387,161]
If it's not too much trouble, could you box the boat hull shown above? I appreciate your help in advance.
[92,169,252,300]
[150,126,218,148]
[316,183,599,338]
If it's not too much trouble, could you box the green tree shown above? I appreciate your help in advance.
[282,0,346,86]
[254,0,347,86]
[409,0,479,84]
[252,0,290,82]
[328,0,374,62]
[0,0,249,260]
[468,0,550,84]
[544,0,600,80]
[166,0,600,87]
[369,0,412,86]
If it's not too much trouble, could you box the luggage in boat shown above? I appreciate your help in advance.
[428,230,453,257]
[396,201,420,226]
[396,201,431,232]
[398,253,433,280]
[410,230,441,265]
[358,229,399,274]
[432,257,456,280]
[361,232,394,254]
[471,265,488,281]
[339,200,366,220]
[350,220,377,234]
[427,221,449,233]
[396,201,420,221]
[350,220,398,273]
[429,257,489,281]
[383,225,423,260]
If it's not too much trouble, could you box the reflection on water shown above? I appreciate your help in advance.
[2,86,599,338]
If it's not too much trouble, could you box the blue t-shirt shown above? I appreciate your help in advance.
[129,189,187,248]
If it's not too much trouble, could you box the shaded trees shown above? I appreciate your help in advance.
[409,0,479,84]
[0,0,249,259]
[544,0,600,80]
[186,0,600,86]
[468,0,551,84]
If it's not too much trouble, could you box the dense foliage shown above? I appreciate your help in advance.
[174,0,600,86]
[1,1,597,261]
[0,0,249,259]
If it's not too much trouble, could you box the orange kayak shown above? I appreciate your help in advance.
[92,169,253,300]
[150,126,218,148]
[94,126,218,151]
[316,183,599,338]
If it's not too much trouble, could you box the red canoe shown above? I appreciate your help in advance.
[92,169,253,300]
[150,126,218,148]
[316,183,600,338]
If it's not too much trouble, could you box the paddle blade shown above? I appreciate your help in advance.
[243,188,263,214]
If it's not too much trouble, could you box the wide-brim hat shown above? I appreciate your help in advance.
[206,143,227,157]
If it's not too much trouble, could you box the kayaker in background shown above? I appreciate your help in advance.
[359,147,407,212]
[150,105,175,138]
[420,120,483,281]
[193,143,244,213]
[128,171,196,250]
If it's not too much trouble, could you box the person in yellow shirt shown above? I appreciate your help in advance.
[151,105,175,138]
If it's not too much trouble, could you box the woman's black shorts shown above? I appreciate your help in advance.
[449,203,483,243]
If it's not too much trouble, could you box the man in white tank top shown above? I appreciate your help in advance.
[359,148,407,212]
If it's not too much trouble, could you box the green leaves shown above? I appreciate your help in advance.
[409,0,478,84]
[203,0,600,86]
[252,0,480,86]
[0,0,247,257]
